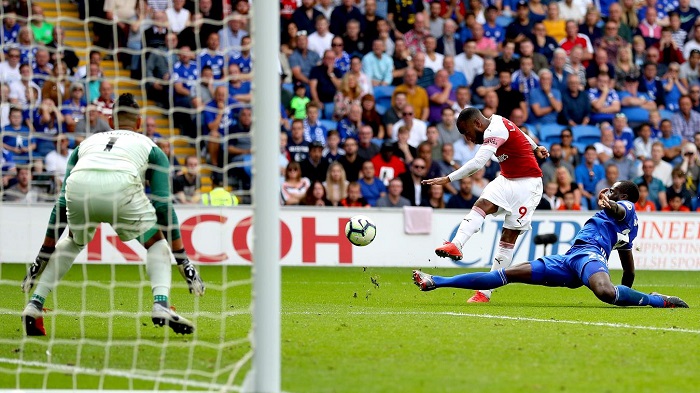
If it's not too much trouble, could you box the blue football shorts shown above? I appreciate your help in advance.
[530,249,610,289]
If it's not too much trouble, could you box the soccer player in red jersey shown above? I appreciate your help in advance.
[422,107,549,303]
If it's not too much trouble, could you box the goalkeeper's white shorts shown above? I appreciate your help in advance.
[65,170,157,246]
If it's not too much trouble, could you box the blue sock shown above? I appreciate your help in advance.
[432,269,509,290]
[614,286,665,308]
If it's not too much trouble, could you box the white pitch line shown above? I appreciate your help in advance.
[0,358,235,391]
[286,310,700,335]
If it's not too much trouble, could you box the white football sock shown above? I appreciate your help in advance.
[34,237,84,300]
[451,207,486,249]
[479,241,515,299]
[146,239,172,299]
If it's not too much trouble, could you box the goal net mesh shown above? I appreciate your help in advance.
[0,0,259,390]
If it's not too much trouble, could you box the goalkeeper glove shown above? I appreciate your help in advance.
[21,246,53,293]
[174,250,205,296]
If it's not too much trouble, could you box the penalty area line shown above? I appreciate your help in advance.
[0,357,235,391]
[287,310,700,335]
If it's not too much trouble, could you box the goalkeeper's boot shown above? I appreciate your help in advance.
[412,270,437,291]
[178,260,205,296]
[467,291,490,303]
[21,253,51,293]
[151,303,195,335]
[435,241,463,260]
[22,302,46,336]
[651,292,689,308]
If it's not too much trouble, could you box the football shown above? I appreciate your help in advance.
[345,215,377,247]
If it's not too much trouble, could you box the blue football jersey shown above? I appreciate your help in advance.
[198,51,226,79]
[572,200,638,259]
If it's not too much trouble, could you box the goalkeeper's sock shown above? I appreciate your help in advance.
[479,241,515,299]
[451,207,486,249]
[173,248,188,265]
[147,239,172,305]
[432,269,509,290]
[38,245,55,260]
[33,237,83,300]
[613,285,665,308]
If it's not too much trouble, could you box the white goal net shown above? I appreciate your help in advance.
[0,0,279,391]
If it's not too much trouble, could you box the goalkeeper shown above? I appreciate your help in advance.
[22,94,201,336]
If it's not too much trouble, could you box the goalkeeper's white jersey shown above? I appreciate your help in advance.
[70,130,157,182]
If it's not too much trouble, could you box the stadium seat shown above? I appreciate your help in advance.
[572,125,601,145]
[319,119,337,131]
[538,124,566,144]
[373,85,394,115]
[323,103,335,120]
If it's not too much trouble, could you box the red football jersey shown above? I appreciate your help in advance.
[481,115,543,179]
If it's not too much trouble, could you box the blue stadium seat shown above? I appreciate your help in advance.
[538,124,566,144]
[319,119,337,131]
[373,85,394,114]
[323,103,335,120]
[572,125,601,145]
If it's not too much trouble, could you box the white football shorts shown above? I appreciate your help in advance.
[479,175,543,231]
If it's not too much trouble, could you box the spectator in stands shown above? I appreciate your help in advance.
[666,167,694,210]
[339,181,370,207]
[219,12,247,55]
[333,73,362,121]
[435,142,461,190]
[529,69,562,126]
[144,117,161,141]
[423,36,444,73]
[557,190,581,210]
[172,46,198,110]
[607,140,637,181]
[307,16,333,58]
[1,6,20,45]
[531,23,557,65]
[391,38,412,86]
[427,70,456,124]
[663,63,687,112]
[300,141,329,184]
[42,62,70,107]
[658,119,683,161]
[564,45,587,88]
[310,49,342,113]
[672,95,700,142]
[203,86,236,167]
[290,82,310,120]
[596,21,628,63]
[612,113,635,153]
[382,91,405,135]
[680,50,700,88]
[362,0,382,44]
[347,56,373,97]
[392,125,416,164]
[145,33,177,107]
[411,52,435,89]
[391,104,427,148]
[506,1,534,44]
[2,166,45,203]
[588,72,621,124]
[495,70,527,118]
[421,183,445,208]
[30,4,53,45]
[437,19,462,57]
[281,161,311,205]
[172,156,201,204]
[614,47,639,92]
[337,103,363,141]
[399,157,429,206]
[362,39,393,88]
[190,66,216,111]
[144,11,169,49]
[445,176,477,209]
[187,0,222,48]
[541,143,575,184]
[324,161,349,205]
[470,57,498,107]
[555,166,582,207]
[289,30,322,86]
[550,49,571,94]
[653,27,684,65]
[440,56,466,94]
[342,19,367,56]
[634,123,657,161]
[650,141,674,186]
[376,177,411,207]
[537,182,562,210]
[635,182,657,211]
[330,0,363,37]
[403,12,429,55]
[636,7,662,47]
[683,20,700,59]
[322,130,344,163]
[338,137,364,182]
[227,107,253,186]
[331,36,351,76]
[519,39,549,73]
[61,82,86,134]
[75,105,110,138]
[586,48,615,88]
[436,107,460,145]
[9,64,38,107]
[454,40,483,88]
[198,32,225,80]
[678,142,700,195]
[560,20,594,62]
[92,80,115,118]
[303,102,327,144]
[560,74,591,126]
[619,75,657,123]
[302,180,332,206]
[44,134,71,190]
[357,125,379,161]
[576,145,605,209]
[2,107,33,164]
[358,160,386,206]
[634,159,669,209]
[495,41,518,75]
[32,49,52,89]
[360,95,385,140]
[595,164,620,198]
[392,68,429,121]
[662,194,691,211]
[0,47,21,84]
[376,19,395,58]
[595,124,615,163]
[427,2,444,39]
[293,0,322,36]
[288,119,310,162]
[33,98,63,156]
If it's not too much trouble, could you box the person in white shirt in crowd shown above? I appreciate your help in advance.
[391,104,427,147]
[307,15,334,57]
[44,134,72,190]
[166,0,190,35]
[454,40,484,85]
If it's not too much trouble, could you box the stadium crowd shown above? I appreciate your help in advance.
[1,0,700,212]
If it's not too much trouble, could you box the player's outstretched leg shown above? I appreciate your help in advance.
[413,269,509,292]
[435,206,487,260]
[22,237,83,336]
[146,238,195,334]
[468,239,516,303]
[587,271,689,308]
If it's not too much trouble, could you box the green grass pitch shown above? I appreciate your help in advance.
[1,264,700,392]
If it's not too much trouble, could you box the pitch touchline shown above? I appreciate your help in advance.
[0,358,235,391]
[286,311,700,334]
